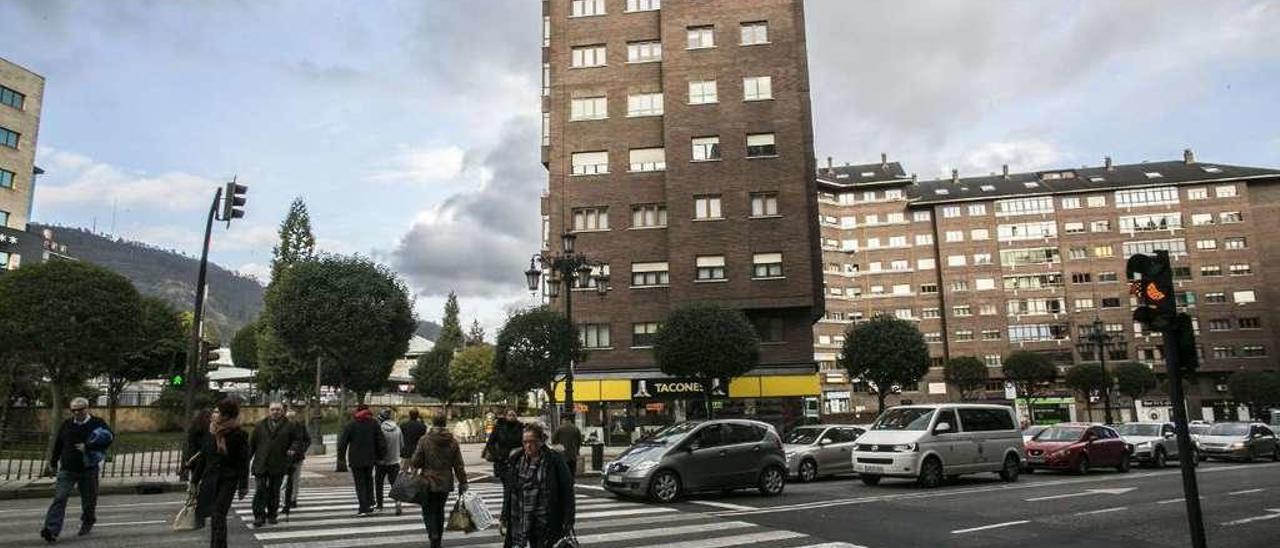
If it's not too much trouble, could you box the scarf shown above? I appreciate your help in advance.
[210,417,240,454]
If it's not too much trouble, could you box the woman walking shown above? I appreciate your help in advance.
[195,399,249,548]
[183,409,213,530]
[503,423,574,548]
[409,415,467,548]
[485,409,522,524]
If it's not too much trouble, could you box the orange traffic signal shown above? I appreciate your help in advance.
[1144,283,1167,302]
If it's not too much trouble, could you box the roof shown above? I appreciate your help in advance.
[406,335,434,356]
[817,161,910,188]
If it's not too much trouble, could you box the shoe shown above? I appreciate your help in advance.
[394,506,402,516]
[39,528,57,543]
[267,517,278,525]
[77,525,91,537]
[374,505,383,513]
[253,519,266,528]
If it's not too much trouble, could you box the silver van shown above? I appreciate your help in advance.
[850,404,1024,488]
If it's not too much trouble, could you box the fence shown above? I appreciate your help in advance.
[0,429,185,482]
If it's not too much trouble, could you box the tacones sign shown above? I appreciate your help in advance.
[631,378,729,400]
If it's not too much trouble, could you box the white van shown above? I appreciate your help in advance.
[850,404,1024,487]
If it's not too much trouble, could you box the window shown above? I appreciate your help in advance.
[693,195,722,220]
[1000,247,1060,266]
[887,213,905,224]
[1207,319,1231,332]
[1215,185,1237,198]
[573,264,609,290]
[1122,239,1188,257]
[631,204,667,228]
[892,282,911,294]
[921,307,941,319]
[942,206,961,218]
[1003,273,1063,290]
[1064,222,1085,234]
[1007,298,1064,316]
[968,204,987,216]
[997,221,1057,241]
[1093,245,1113,258]
[916,283,938,295]
[1008,324,1070,343]
[541,112,551,146]
[0,127,18,149]
[980,304,999,316]
[1224,237,1247,250]
[996,196,1054,216]
[691,136,721,161]
[1119,213,1182,233]
[632,323,660,347]
[1219,211,1243,224]
[913,211,931,222]
[687,26,715,49]
[626,0,660,12]
[542,63,551,96]
[753,316,785,343]
[1190,213,1213,226]
[1239,317,1262,329]
[953,305,973,317]
[630,262,669,288]
[1098,271,1119,282]
[746,133,777,158]
[688,80,718,104]
[951,280,969,292]
[1075,298,1095,311]
[889,236,907,248]
[915,234,934,246]
[975,278,996,291]
[627,41,662,63]
[571,207,608,231]
[627,93,664,117]
[1200,265,1222,277]
[955,329,974,341]
[1241,345,1266,358]
[1188,187,1208,200]
[917,258,936,270]
[0,209,8,227]
[886,189,904,200]
[696,256,726,281]
[1061,197,1081,209]
[571,0,606,17]
[1233,290,1257,304]
[967,228,988,241]
[1091,220,1111,233]
[750,192,779,217]
[1071,272,1092,284]
[0,168,14,189]
[0,85,23,110]
[1204,292,1227,304]
[945,230,964,243]
[924,332,942,344]
[1229,263,1252,276]
[1115,186,1179,207]
[1212,346,1235,359]
[579,324,610,349]
[571,151,609,175]
[743,76,772,101]
[1069,247,1087,260]
[570,96,607,121]
[947,255,966,267]
[622,148,667,173]
[866,238,880,250]
[752,253,784,279]
[740,21,769,45]
[571,45,607,67]
[1101,297,1121,309]
[1087,196,1107,208]
[984,355,1002,368]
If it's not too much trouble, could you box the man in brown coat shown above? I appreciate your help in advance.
[410,416,467,548]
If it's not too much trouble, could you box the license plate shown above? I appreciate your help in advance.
[1026,456,1044,463]
[607,474,623,483]
[859,465,885,474]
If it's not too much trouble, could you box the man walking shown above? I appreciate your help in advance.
[398,408,427,467]
[248,402,300,527]
[41,397,113,543]
[338,404,386,517]
[282,407,310,511]
[374,408,403,514]
[552,414,583,476]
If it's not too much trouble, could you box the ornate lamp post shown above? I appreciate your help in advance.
[524,232,609,416]
[1079,316,1123,424]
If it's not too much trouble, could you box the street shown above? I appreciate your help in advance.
[1,461,1275,547]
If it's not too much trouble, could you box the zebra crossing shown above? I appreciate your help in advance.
[232,482,867,547]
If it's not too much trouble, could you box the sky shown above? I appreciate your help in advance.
[2,0,1278,335]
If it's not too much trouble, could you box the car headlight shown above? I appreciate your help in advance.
[785,451,796,461]
[1135,441,1151,449]
[890,443,917,453]
[627,461,659,475]
[1230,442,1246,449]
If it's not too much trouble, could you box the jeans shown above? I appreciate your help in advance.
[283,465,302,506]
[252,474,284,521]
[42,469,99,536]
[420,491,448,541]
[374,463,400,508]
[351,466,374,513]
[208,478,237,548]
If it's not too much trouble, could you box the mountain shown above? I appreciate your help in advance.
[416,320,442,341]
[32,224,264,342]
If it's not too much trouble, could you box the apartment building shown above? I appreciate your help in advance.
[816,151,1280,421]
[0,57,45,271]
[541,0,824,435]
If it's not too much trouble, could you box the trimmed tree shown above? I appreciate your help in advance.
[101,296,186,427]
[494,307,581,413]
[450,345,497,405]
[653,304,760,418]
[1227,370,1280,420]
[230,319,260,371]
[839,315,930,414]
[943,357,989,401]
[1002,351,1058,424]
[1064,364,1107,422]
[437,292,464,352]
[1114,362,1157,422]
[412,346,454,411]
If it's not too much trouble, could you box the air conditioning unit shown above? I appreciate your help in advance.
[1215,384,1229,393]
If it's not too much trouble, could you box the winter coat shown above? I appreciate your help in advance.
[398,419,427,460]
[485,419,523,463]
[502,446,575,545]
[196,425,249,518]
[410,427,467,493]
[249,417,304,476]
[377,420,403,466]
[49,415,112,473]
[337,408,386,468]
[553,423,583,458]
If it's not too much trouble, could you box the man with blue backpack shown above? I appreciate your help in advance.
[40,397,113,543]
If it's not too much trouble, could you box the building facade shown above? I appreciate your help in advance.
[541,0,824,439]
[816,152,1280,423]
[0,57,45,271]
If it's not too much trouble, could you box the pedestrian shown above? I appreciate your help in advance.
[248,401,301,527]
[282,407,310,511]
[503,423,575,548]
[338,403,387,516]
[409,415,468,548]
[374,407,404,515]
[399,408,427,467]
[40,397,113,543]
[485,408,523,524]
[184,408,214,530]
[551,415,583,476]
[196,398,250,548]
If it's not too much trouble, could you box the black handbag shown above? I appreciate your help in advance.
[389,472,428,504]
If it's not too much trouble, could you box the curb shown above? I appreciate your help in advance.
[0,481,187,501]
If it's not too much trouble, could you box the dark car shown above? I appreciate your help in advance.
[1197,422,1280,462]
[1024,423,1131,474]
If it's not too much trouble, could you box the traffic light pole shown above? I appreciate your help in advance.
[184,186,223,419]
[1163,328,1206,548]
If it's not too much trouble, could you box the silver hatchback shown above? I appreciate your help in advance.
[783,425,867,482]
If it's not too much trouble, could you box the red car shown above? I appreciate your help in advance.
[1024,424,1131,474]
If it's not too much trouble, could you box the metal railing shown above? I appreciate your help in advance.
[1,429,184,481]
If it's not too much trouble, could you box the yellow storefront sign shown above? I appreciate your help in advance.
[554,375,819,402]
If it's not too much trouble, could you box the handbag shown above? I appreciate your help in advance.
[552,528,581,548]
[389,472,427,504]
[446,498,475,532]
[171,483,199,531]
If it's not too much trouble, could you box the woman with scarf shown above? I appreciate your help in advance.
[409,415,467,548]
[503,423,574,548]
[195,399,249,548]
[485,409,523,526]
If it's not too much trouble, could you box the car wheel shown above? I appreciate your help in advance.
[917,457,943,488]
[758,465,786,496]
[1075,455,1090,475]
[1152,449,1166,469]
[648,470,681,503]
[1117,455,1131,473]
[798,459,818,483]
[999,454,1020,482]
[1244,447,1255,463]
[860,474,881,486]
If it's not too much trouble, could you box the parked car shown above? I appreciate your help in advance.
[1115,422,1195,467]
[602,419,788,503]
[1022,425,1048,444]
[850,404,1024,488]
[1197,422,1280,462]
[1024,423,1131,474]
[783,424,867,482]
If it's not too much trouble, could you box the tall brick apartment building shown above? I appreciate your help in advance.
[540,0,824,438]
[814,152,1280,422]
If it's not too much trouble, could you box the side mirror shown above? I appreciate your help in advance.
[1164,432,1175,439]
[934,422,952,434]
[819,438,833,445]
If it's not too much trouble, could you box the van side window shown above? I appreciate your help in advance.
[935,409,958,432]
[958,408,1013,432]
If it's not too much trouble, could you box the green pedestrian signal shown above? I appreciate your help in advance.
[171,374,185,387]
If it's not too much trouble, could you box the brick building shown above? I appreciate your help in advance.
[540,0,824,439]
[0,57,46,271]
[815,152,1280,423]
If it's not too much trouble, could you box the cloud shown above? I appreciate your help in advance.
[35,147,224,212]
[367,144,468,185]
[237,262,271,284]
[960,140,1061,176]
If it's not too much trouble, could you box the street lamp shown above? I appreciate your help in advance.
[1078,316,1123,424]
[524,232,609,418]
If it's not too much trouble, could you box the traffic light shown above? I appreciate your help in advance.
[200,340,221,365]
[170,373,185,387]
[222,179,248,224]
[1172,313,1200,374]
[1127,250,1176,332]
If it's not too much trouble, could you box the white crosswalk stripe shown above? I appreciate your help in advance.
[236,483,866,548]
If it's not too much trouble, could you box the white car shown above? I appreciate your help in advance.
[851,404,1025,488]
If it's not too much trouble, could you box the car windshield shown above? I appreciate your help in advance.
[873,408,936,431]
[784,428,824,445]
[640,421,700,444]
[1207,423,1249,437]
[1116,424,1162,437]
[1023,425,1047,437]
[1189,425,1211,436]
[1034,427,1086,442]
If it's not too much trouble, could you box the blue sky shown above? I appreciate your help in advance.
[2,0,1278,332]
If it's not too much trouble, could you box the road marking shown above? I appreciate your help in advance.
[1025,487,1136,502]
[0,500,183,514]
[629,530,807,548]
[793,543,869,548]
[951,520,1031,534]
[1227,488,1264,496]
[1221,509,1280,526]
[577,520,754,544]
[1073,506,1128,516]
[1156,496,1204,505]
[577,483,607,491]
[96,520,168,527]
[688,500,757,511]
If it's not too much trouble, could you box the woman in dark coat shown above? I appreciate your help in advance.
[409,415,467,548]
[503,423,574,548]
[196,399,249,548]
[183,409,213,529]
[485,409,523,526]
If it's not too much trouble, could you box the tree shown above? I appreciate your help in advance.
[465,319,486,347]
[653,304,760,418]
[230,319,260,371]
[838,315,930,414]
[1227,370,1280,420]
[253,326,315,400]
[0,261,142,460]
[412,346,454,408]
[270,197,316,281]
[1002,351,1058,424]
[1064,364,1108,422]
[449,345,497,404]
[494,307,581,411]
[100,296,185,427]
[1114,362,1157,422]
[943,357,989,401]
[437,292,464,352]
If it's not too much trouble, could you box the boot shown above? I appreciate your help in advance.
[430,538,442,548]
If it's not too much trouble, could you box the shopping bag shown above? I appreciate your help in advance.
[389,472,427,504]
[171,484,199,531]
[552,529,581,548]
[461,489,495,531]
[446,498,475,532]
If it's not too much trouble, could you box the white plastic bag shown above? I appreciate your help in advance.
[461,489,495,531]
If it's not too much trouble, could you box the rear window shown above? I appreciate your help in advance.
[1208,423,1249,436]
[784,428,823,445]
[1035,427,1085,442]
[727,423,766,444]
[958,408,1015,432]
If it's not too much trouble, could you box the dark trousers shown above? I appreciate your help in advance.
[43,469,99,536]
[374,463,400,508]
[208,478,237,548]
[565,453,578,476]
[420,491,448,541]
[351,466,374,513]
[252,473,284,520]
[283,465,301,506]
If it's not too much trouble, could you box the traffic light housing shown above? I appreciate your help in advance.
[222,180,247,224]
[200,340,220,365]
[1127,251,1176,332]
[1172,313,1199,374]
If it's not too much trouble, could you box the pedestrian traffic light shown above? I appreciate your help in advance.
[170,373,185,387]
[1127,251,1176,332]
[222,179,247,224]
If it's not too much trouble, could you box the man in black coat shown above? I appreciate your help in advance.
[248,402,303,527]
[41,397,113,543]
[337,404,386,516]
[504,423,574,548]
[398,408,427,464]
